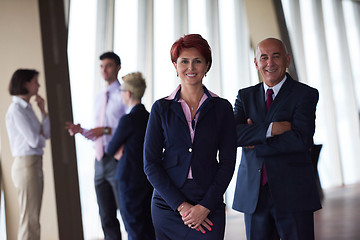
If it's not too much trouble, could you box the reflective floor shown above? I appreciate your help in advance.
[225,183,360,240]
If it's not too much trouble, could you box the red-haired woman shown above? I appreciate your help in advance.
[144,34,237,239]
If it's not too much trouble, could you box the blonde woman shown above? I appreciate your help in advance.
[107,72,155,240]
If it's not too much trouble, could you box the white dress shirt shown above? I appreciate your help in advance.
[264,75,287,138]
[93,80,127,150]
[6,96,50,157]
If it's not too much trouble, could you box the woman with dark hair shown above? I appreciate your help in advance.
[6,69,50,240]
[144,34,237,239]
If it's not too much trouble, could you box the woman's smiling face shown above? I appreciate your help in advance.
[173,47,209,87]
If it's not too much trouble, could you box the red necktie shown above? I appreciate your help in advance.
[266,88,274,111]
[95,91,109,161]
[261,88,274,185]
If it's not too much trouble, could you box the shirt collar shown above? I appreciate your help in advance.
[263,75,287,98]
[166,84,218,101]
[126,103,141,114]
[106,80,121,93]
[126,105,134,114]
[13,96,30,109]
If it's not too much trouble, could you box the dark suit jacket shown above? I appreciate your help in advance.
[144,87,237,212]
[107,104,152,192]
[232,73,322,214]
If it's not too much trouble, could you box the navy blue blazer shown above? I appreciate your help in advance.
[232,74,322,214]
[107,104,152,192]
[144,87,237,212]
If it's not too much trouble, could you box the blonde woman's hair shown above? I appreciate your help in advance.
[121,72,146,100]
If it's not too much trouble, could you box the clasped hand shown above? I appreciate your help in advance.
[178,202,212,234]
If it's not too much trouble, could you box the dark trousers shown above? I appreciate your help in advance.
[119,184,155,240]
[244,183,314,240]
[95,154,121,240]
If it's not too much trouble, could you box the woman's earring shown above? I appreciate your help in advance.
[177,72,179,77]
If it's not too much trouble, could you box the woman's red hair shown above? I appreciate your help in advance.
[170,34,212,72]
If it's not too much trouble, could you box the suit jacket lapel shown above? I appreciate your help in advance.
[256,84,267,121]
[197,98,214,124]
[169,101,188,126]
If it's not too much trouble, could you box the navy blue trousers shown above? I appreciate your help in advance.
[244,183,314,240]
[118,183,155,240]
[151,180,225,240]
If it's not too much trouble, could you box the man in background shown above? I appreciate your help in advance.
[66,52,127,240]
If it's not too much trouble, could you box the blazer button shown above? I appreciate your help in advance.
[189,148,192,152]
[258,168,261,172]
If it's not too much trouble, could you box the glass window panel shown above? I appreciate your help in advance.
[68,0,103,239]
[219,0,237,100]
[343,1,360,110]
[322,0,359,185]
[154,0,176,100]
[298,0,341,189]
[188,0,207,36]
[114,0,138,76]
[282,0,360,188]
[218,0,237,206]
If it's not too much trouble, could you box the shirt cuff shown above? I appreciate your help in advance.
[266,122,273,138]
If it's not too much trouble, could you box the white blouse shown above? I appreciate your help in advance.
[6,96,50,157]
